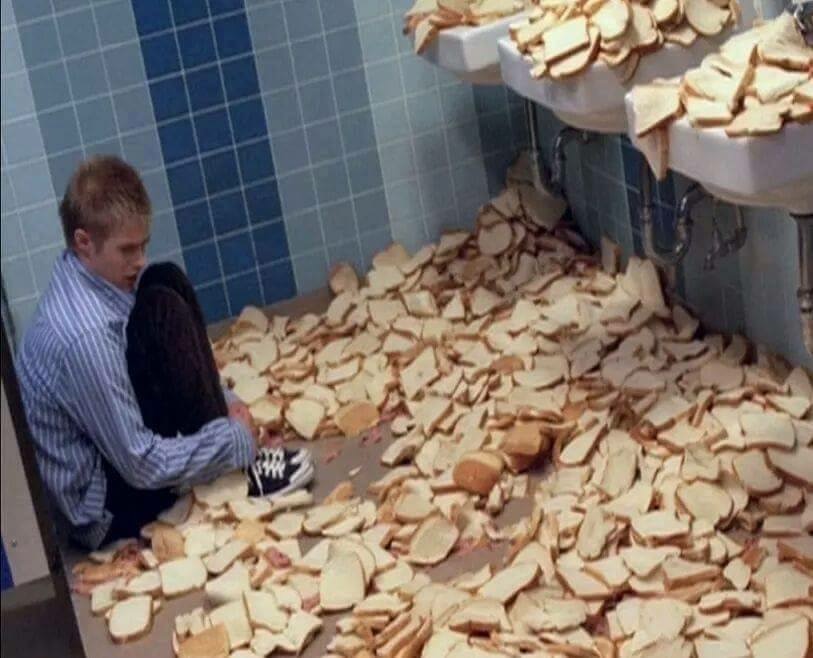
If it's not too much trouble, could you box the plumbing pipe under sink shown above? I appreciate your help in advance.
[703,201,747,272]
[639,162,696,268]
[550,127,591,199]
[793,213,813,356]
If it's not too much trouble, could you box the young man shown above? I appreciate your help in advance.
[16,156,313,550]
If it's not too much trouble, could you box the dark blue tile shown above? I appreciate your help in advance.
[197,281,229,322]
[325,26,363,72]
[654,203,676,248]
[354,188,388,233]
[253,220,288,262]
[632,228,644,257]
[175,201,213,245]
[208,0,243,15]
[222,56,260,101]
[186,66,224,111]
[159,118,197,164]
[261,258,296,303]
[478,112,512,155]
[194,108,233,153]
[320,0,356,30]
[226,270,262,312]
[132,0,172,36]
[10,0,52,22]
[245,180,282,225]
[18,18,61,67]
[178,23,216,68]
[657,171,676,207]
[621,142,641,191]
[28,63,71,111]
[38,107,81,154]
[203,150,240,194]
[627,188,641,233]
[218,230,253,274]
[151,76,189,122]
[173,0,209,25]
[213,14,252,58]
[185,241,220,285]
[167,161,205,204]
[58,9,99,57]
[210,190,247,234]
[473,86,506,114]
[340,109,376,154]
[142,33,181,79]
[238,140,274,183]
[283,0,321,40]
[229,98,266,143]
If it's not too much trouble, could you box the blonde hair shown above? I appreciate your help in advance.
[60,155,152,246]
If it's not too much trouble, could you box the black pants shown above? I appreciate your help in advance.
[102,262,229,543]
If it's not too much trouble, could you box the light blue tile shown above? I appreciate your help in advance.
[122,129,163,172]
[76,96,117,144]
[446,121,483,164]
[18,18,62,68]
[358,16,396,63]
[346,149,382,195]
[264,89,302,134]
[28,244,61,291]
[299,78,336,123]
[1,171,14,214]
[7,159,53,207]
[425,207,459,240]
[413,130,448,174]
[18,200,62,250]
[326,26,363,72]
[419,167,454,215]
[148,209,181,256]
[85,138,121,159]
[399,55,437,94]
[1,214,25,259]
[1,0,13,26]
[353,187,387,233]
[1,73,35,123]
[271,129,309,174]
[306,119,343,164]
[67,52,108,100]
[248,4,287,50]
[113,86,155,132]
[57,8,99,57]
[358,226,391,270]
[95,0,137,46]
[1,27,24,74]
[406,89,443,134]
[284,209,324,255]
[451,160,488,220]
[142,170,172,213]
[104,43,147,90]
[353,0,390,21]
[3,117,44,165]
[333,69,370,113]
[290,36,329,82]
[38,106,81,155]
[390,219,427,254]
[256,45,295,91]
[278,170,318,215]
[321,198,356,245]
[284,0,322,40]
[380,140,415,184]
[47,148,83,197]
[292,248,328,293]
[385,179,422,223]
[27,63,70,112]
[10,297,39,337]
[313,160,350,204]
[326,238,363,271]
[372,99,410,143]
[393,13,412,54]
[320,0,356,30]
[1,255,36,300]
[439,84,476,125]
[340,109,376,155]
[366,60,403,104]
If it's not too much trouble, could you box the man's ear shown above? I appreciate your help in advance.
[73,228,94,258]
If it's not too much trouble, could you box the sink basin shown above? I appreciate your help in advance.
[624,96,813,214]
[498,36,727,133]
[418,13,527,85]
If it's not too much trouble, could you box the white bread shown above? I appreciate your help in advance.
[108,594,152,644]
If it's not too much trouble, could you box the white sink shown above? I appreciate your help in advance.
[624,97,813,214]
[418,13,527,85]
[498,36,727,133]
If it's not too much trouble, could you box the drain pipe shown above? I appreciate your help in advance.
[551,127,590,197]
[523,99,554,194]
[639,161,697,267]
[703,201,747,271]
[792,213,813,356]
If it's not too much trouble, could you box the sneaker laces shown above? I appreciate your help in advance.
[254,447,286,480]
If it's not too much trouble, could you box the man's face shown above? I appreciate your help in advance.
[75,221,150,292]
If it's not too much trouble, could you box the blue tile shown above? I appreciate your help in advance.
[186,66,224,111]
[222,56,260,101]
[446,121,484,164]
[284,0,321,40]
[178,23,217,68]
[419,168,453,215]
[226,270,262,313]
[142,169,173,212]
[440,84,476,125]
[3,117,43,165]
[203,150,240,194]
[150,76,188,122]
[52,0,91,11]
[320,199,356,245]
[229,98,267,142]
[196,281,229,322]
[218,230,254,275]
[1,76,34,125]
[245,179,281,224]
[656,171,676,207]
[104,43,147,90]
[347,150,383,195]
[299,80,337,124]
[142,33,181,79]
[340,109,376,155]
[76,97,117,144]
[173,0,208,25]
[353,0,389,21]
[167,161,205,204]
[359,17,396,63]
[27,64,70,112]
[278,170,318,214]
[213,13,252,58]
[1,172,13,215]
[414,130,448,173]
[620,142,641,191]
[210,190,247,234]
[148,210,181,257]
[29,245,62,291]
[290,37,329,82]
[132,0,171,36]
[247,3,286,49]
[18,202,63,251]
[390,220,426,255]
[292,249,328,293]
[285,209,323,254]
[1,214,25,260]
[57,9,98,56]
[2,256,36,301]
[184,241,220,285]
[407,90,443,134]
[306,120,342,164]
[326,239,363,270]
[261,258,296,303]
[354,188,388,233]
[359,226,392,270]
[253,219,288,262]
[255,46,294,91]
[1,26,24,74]
[38,107,81,155]
[113,87,155,132]
[194,108,232,153]
[400,55,437,95]
[326,26,363,72]
[237,140,275,183]
[312,161,349,205]
[208,0,243,15]
[271,129,308,174]
[264,89,302,134]
[175,200,213,246]
[121,129,163,171]
[8,159,54,208]
[158,118,197,164]
[48,149,84,197]
[366,60,403,104]
[320,0,356,30]
[380,140,415,184]
[66,53,107,100]
[85,138,123,159]
[18,18,62,67]
[372,99,410,144]
[473,86,506,115]
[477,111,512,155]
[10,0,51,22]
[333,69,369,113]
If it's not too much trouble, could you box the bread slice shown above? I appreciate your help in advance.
[320,552,366,612]
[194,471,248,507]
[453,450,503,494]
[477,562,538,603]
[632,84,682,137]
[285,398,325,440]
[203,539,252,576]
[593,0,630,40]
[544,15,590,63]
[108,595,152,643]
[209,600,253,650]
[685,97,733,127]
[243,590,288,633]
[205,561,251,607]
[178,624,230,658]
[408,514,459,566]
[335,401,380,437]
[160,556,207,598]
[684,0,729,36]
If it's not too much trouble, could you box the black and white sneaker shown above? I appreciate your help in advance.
[247,446,314,498]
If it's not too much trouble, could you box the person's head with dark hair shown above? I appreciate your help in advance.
[60,155,152,292]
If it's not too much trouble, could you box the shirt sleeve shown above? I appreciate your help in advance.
[222,385,241,406]
[57,331,256,490]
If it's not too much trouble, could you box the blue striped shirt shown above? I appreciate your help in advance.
[15,250,255,549]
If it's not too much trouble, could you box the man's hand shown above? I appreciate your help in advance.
[228,400,260,446]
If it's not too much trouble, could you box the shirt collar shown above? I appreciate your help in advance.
[64,250,135,318]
